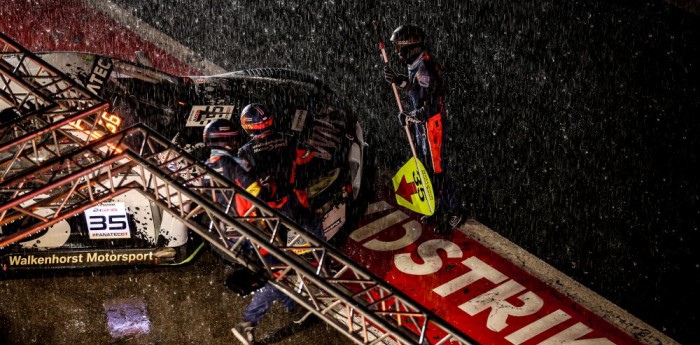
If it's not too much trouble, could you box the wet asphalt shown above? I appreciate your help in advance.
[0,250,345,345]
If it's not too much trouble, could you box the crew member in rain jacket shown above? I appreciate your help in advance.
[203,118,264,217]
[237,102,322,239]
[383,24,463,234]
[232,103,320,345]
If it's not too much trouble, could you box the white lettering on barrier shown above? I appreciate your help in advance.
[395,239,462,275]
[461,279,542,332]
[350,201,618,344]
[505,310,571,344]
[349,210,410,244]
[434,257,508,296]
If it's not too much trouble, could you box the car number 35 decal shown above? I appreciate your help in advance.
[85,202,131,239]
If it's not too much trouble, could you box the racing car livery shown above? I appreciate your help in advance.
[0,52,367,271]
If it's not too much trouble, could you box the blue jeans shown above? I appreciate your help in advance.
[276,194,324,240]
[243,194,322,326]
[243,283,296,325]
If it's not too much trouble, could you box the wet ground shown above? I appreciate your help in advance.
[0,250,344,345]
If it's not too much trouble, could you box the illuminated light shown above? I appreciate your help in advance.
[104,298,151,339]
[68,113,124,153]
[109,144,124,154]
[99,111,123,134]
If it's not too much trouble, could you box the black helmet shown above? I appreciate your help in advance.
[240,103,275,137]
[390,25,425,63]
[203,118,239,149]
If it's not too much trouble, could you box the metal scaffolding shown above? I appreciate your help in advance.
[0,32,477,345]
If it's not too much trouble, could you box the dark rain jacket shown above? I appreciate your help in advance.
[238,131,315,209]
[205,149,267,217]
[402,50,448,174]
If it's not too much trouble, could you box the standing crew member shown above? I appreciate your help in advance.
[383,24,462,234]
[232,103,318,345]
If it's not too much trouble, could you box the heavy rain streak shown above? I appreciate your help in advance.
[0,0,698,344]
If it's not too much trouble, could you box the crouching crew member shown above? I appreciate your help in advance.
[203,118,263,217]
[232,103,320,345]
[237,102,322,239]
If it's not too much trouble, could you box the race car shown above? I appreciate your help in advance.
[0,51,368,272]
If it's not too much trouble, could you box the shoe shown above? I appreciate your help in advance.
[289,306,312,324]
[448,214,464,228]
[420,214,437,225]
[435,213,463,234]
[231,321,255,345]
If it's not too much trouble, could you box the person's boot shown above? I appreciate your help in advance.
[420,213,437,225]
[435,213,463,234]
[232,321,255,345]
[289,306,312,324]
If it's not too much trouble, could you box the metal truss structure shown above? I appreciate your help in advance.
[0,32,477,345]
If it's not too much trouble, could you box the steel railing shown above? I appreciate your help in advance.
[0,31,477,345]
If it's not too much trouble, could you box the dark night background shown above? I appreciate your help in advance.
[110,0,699,343]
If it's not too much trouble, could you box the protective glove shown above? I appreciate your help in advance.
[397,111,423,126]
[384,65,408,87]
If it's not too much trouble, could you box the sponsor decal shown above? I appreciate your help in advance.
[186,105,235,127]
[321,202,346,240]
[85,56,113,96]
[249,137,286,152]
[291,109,308,132]
[85,202,131,239]
[341,201,640,344]
[306,114,345,160]
[1,250,157,270]
[324,218,342,233]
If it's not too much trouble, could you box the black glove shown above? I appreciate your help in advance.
[384,64,397,83]
[397,111,423,126]
[384,65,408,86]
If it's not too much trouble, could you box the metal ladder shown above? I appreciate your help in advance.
[0,32,477,345]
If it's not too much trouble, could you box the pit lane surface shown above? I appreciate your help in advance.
[0,252,345,345]
[1,0,699,344]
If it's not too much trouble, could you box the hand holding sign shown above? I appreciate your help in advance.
[374,22,435,216]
